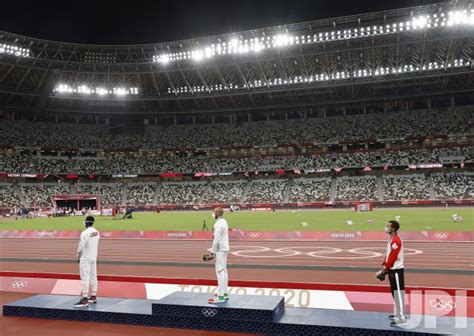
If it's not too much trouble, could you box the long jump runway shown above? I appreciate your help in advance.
[1,239,473,289]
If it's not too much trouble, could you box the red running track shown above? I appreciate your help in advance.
[1,239,473,289]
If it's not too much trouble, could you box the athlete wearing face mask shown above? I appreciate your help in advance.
[379,220,406,326]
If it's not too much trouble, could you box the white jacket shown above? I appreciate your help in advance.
[77,226,100,261]
[211,217,230,253]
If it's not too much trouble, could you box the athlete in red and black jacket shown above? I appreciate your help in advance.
[380,220,406,326]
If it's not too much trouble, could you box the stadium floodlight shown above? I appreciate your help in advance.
[114,88,127,96]
[160,54,171,64]
[252,41,263,52]
[229,38,239,48]
[192,49,204,61]
[412,15,428,29]
[77,85,92,95]
[204,47,213,58]
[168,58,470,96]
[447,10,473,26]
[0,43,30,58]
[55,84,73,93]
[54,84,138,97]
[128,87,139,95]
[96,87,108,96]
[273,34,293,47]
[150,7,474,65]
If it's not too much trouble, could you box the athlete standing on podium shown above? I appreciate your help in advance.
[208,207,230,304]
[74,215,100,308]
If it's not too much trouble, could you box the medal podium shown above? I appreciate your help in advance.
[3,292,470,335]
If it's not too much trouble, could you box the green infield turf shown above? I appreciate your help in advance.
[0,208,472,231]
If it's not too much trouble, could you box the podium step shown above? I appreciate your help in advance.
[274,308,466,335]
[152,292,285,322]
[3,292,284,334]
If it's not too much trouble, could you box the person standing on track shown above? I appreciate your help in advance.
[74,215,100,308]
[380,220,406,326]
[208,207,230,304]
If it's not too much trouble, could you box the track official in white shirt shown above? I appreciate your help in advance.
[208,207,230,304]
[74,215,100,308]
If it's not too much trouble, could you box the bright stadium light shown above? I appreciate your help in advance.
[168,58,470,95]
[160,54,171,64]
[55,84,73,93]
[96,87,108,96]
[114,88,127,96]
[229,38,239,48]
[150,7,474,65]
[0,43,30,58]
[192,49,204,61]
[204,47,213,58]
[447,10,473,26]
[54,84,138,97]
[273,34,293,47]
[77,85,92,94]
[412,15,428,29]
[252,41,263,52]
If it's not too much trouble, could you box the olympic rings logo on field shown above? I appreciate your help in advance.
[102,232,112,238]
[202,308,218,317]
[429,299,456,311]
[231,246,423,260]
[434,233,449,240]
[11,280,28,289]
[248,232,261,239]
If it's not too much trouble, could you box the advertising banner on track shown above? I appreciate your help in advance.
[0,230,472,241]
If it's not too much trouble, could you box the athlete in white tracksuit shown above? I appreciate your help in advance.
[210,208,230,301]
[75,216,100,307]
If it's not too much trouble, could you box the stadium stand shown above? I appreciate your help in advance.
[0,153,34,173]
[382,175,431,201]
[336,177,378,201]
[20,183,70,207]
[245,180,288,203]
[1,145,470,175]
[0,108,471,151]
[0,184,23,207]
[288,178,331,202]
[201,181,247,204]
[337,152,378,168]
[126,183,157,205]
[1,173,465,207]
[73,158,108,175]
[432,173,473,200]
[111,155,144,174]
[37,158,70,174]
[157,183,207,205]
[292,155,333,169]
[381,150,433,165]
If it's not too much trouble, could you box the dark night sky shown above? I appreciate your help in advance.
[1,0,445,45]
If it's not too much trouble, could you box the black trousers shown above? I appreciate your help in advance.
[388,268,405,317]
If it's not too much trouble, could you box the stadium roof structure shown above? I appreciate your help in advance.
[0,1,473,118]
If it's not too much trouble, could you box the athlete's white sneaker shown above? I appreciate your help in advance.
[390,317,407,327]
[208,296,226,304]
